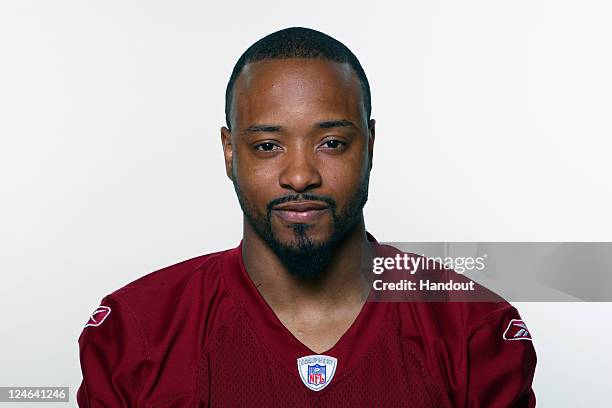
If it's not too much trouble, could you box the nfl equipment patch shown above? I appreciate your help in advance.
[297,354,338,391]
[503,319,532,341]
[85,305,111,328]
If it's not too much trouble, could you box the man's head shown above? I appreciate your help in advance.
[224,27,371,132]
[221,27,375,279]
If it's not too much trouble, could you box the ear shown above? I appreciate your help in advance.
[220,126,234,180]
[367,119,376,170]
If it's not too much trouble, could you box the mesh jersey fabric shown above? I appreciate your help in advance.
[197,306,451,407]
[77,234,537,407]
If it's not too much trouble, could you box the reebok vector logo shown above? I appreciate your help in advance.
[85,305,111,328]
[503,319,532,341]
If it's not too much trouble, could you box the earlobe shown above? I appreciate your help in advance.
[220,126,234,180]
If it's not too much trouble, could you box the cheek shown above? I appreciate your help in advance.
[321,156,366,204]
[234,157,279,208]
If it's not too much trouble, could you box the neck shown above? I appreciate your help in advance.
[241,217,374,314]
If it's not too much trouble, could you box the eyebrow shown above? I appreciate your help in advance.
[243,119,357,134]
[317,119,356,129]
[244,124,282,133]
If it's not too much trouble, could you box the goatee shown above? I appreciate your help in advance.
[232,174,369,280]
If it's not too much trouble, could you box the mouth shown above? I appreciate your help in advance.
[271,201,330,224]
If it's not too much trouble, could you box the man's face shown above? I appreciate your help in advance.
[222,58,375,278]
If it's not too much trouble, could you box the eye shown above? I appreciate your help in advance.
[254,142,281,152]
[320,139,346,149]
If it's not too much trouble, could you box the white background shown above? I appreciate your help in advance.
[1,1,611,406]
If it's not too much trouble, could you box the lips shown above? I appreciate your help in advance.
[272,201,330,223]
[273,201,329,211]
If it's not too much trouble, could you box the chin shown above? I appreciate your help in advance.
[275,223,333,246]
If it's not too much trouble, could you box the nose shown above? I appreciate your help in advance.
[278,147,322,193]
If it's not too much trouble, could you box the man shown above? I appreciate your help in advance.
[77,27,536,407]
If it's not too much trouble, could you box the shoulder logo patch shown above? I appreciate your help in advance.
[503,319,532,341]
[85,305,111,328]
[297,354,338,392]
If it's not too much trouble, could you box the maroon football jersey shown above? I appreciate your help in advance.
[77,234,536,407]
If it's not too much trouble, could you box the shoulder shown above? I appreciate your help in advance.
[372,242,524,337]
[110,245,244,310]
[397,298,521,341]
[109,248,230,306]
[394,299,536,406]
[83,246,240,346]
[77,247,242,405]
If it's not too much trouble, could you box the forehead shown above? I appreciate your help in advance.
[231,58,365,128]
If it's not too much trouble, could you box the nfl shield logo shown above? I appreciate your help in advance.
[308,364,326,385]
[297,355,337,391]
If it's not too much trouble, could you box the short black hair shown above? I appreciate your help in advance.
[225,27,371,130]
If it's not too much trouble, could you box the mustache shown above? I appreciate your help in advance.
[267,193,336,212]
